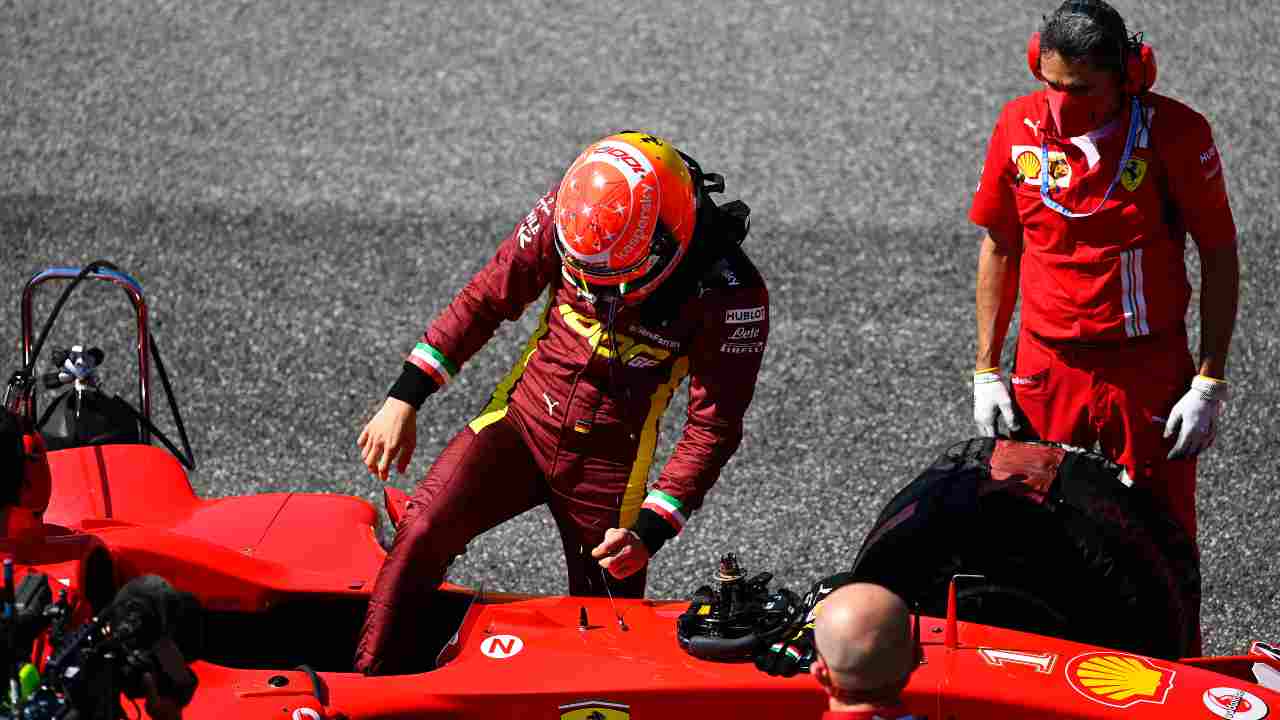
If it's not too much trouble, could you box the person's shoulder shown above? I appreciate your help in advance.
[1003,90,1045,115]
[633,210,764,325]
[993,90,1045,122]
[699,241,766,297]
[1146,92,1215,139]
[1145,92,1208,121]
[1142,93,1221,175]
[512,184,561,254]
[535,182,561,216]
[985,90,1047,141]
[687,198,767,296]
[693,245,769,334]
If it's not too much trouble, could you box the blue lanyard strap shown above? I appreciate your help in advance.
[1039,97,1141,219]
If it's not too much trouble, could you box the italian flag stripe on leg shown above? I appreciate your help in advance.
[642,490,687,532]
[409,343,457,386]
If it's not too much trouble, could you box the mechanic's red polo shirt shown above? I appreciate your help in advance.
[970,90,1236,342]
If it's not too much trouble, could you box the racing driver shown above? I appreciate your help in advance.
[354,131,770,675]
[970,1,1239,547]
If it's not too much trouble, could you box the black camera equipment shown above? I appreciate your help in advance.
[1,572,201,720]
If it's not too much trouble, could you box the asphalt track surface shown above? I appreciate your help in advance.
[2,1,1277,656]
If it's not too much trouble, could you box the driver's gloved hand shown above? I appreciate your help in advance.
[753,572,855,677]
[754,624,816,677]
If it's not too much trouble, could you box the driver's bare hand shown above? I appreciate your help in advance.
[591,528,651,579]
[358,397,417,481]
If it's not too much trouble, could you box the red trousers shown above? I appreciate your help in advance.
[1011,330,1199,539]
[355,414,645,675]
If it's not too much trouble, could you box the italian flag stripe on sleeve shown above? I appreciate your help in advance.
[408,343,457,386]
[642,490,687,532]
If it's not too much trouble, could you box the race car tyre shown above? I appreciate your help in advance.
[850,438,1201,659]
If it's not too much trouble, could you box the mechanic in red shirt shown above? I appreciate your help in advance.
[353,131,769,675]
[970,0,1239,543]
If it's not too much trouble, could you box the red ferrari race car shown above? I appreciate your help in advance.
[3,263,1278,719]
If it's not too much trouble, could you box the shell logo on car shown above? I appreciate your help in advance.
[1066,652,1176,708]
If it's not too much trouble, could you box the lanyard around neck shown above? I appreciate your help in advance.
[1039,97,1141,219]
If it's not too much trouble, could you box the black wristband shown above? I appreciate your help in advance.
[630,507,678,556]
[387,362,439,411]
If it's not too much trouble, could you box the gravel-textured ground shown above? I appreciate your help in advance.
[2,1,1276,655]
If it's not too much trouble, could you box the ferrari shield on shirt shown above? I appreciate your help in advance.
[969,89,1236,342]
[388,185,769,552]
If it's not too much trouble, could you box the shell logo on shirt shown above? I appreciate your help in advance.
[1012,145,1071,188]
[1015,150,1042,180]
[1066,652,1176,709]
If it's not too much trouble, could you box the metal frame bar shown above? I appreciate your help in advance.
[20,266,151,443]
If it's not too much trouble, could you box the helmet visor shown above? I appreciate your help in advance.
[557,223,683,304]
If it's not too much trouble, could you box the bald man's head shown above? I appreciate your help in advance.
[813,583,915,699]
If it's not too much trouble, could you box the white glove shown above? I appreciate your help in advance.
[974,370,1020,437]
[1164,375,1228,460]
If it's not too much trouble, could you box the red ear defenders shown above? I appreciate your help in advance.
[1027,30,1157,95]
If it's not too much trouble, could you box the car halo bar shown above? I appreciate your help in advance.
[21,265,152,444]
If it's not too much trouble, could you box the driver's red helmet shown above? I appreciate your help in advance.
[554,131,698,305]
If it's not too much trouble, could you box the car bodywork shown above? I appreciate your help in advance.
[9,265,1280,719]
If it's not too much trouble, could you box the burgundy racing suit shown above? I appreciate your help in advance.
[356,185,769,674]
